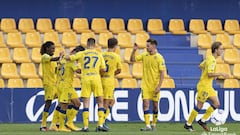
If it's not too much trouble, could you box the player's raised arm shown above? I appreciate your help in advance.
[130,43,138,62]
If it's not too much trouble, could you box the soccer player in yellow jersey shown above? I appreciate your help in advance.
[56,46,85,132]
[67,38,108,132]
[130,39,166,131]
[184,42,229,132]
[39,41,64,131]
[101,38,122,129]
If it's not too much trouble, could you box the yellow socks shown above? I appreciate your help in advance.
[187,107,200,125]
[51,107,60,126]
[67,106,79,124]
[104,107,111,121]
[41,110,49,127]
[58,110,66,129]
[97,108,105,126]
[82,108,89,128]
[152,111,158,126]
[202,105,215,122]
[144,110,150,127]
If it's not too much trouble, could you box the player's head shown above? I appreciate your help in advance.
[211,42,223,56]
[40,41,55,56]
[87,38,96,47]
[146,38,158,52]
[108,38,118,49]
[70,45,85,54]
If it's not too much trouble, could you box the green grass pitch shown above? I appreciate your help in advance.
[0,122,239,135]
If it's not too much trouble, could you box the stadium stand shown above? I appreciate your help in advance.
[109,18,126,34]
[26,78,43,88]
[7,32,24,48]
[7,78,24,88]
[207,19,225,34]
[224,19,240,34]
[18,18,36,33]
[72,18,91,33]
[0,18,18,33]
[91,18,109,33]
[223,79,240,88]
[121,78,138,88]
[0,33,6,47]
[147,19,166,35]
[127,19,145,34]
[98,32,113,48]
[169,19,187,35]
[189,19,208,34]
[25,32,42,48]
[0,48,12,63]
[62,31,79,47]
[55,18,72,33]
[36,18,54,33]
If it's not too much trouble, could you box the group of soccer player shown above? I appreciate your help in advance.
[39,36,229,132]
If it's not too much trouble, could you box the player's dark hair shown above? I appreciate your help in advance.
[40,41,54,55]
[147,39,158,46]
[72,45,85,53]
[87,38,95,46]
[211,42,222,53]
[108,38,118,48]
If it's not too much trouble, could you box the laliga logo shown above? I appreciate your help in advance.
[25,90,57,122]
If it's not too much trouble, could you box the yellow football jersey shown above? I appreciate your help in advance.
[135,52,166,91]
[41,54,57,86]
[102,52,122,78]
[197,55,216,87]
[58,59,78,87]
[70,49,106,78]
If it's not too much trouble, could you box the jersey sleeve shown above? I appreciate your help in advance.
[116,55,122,69]
[206,57,216,73]
[70,51,82,61]
[158,56,166,71]
[71,61,79,71]
[199,60,206,69]
[135,53,144,62]
[99,54,106,70]
[41,54,51,63]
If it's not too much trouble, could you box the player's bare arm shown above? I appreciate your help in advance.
[114,69,121,75]
[154,70,165,95]
[208,72,230,79]
[130,43,138,62]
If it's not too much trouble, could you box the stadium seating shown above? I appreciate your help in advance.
[36,18,54,33]
[13,48,31,63]
[26,78,43,88]
[98,32,113,48]
[189,19,207,34]
[223,79,239,88]
[207,19,225,34]
[43,31,61,47]
[215,34,233,49]
[121,78,138,88]
[72,18,91,33]
[147,19,166,35]
[0,18,18,33]
[80,32,95,47]
[123,48,139,63]
[31,48,41,63]
[91,18,109,33]
[7,78,24,88]
[62,31,78,47]
[0,33,7,47]
[54,47,65,57]
[223,48,240,64]
[116,63,132,78]
[132,62,143,79]
[162,78,175,88]
[233,64,240,79]
[205,49,224,64]
[0,79,4,88]
[215,63,232,79]
[109,18,126,34]
[169,19,187,34]
[0,48,12,63]
[18,18,36,33]
[55,18,72,33]
[117,32,133,48]
[224,19,240,34]
[38,63,42,78]
[197,34,212,49]
[233,34,240,48]
[115,78,119,88]
[1,63,19,79]
[135,32,150,48]
[20,63,39,79]
[127,19,145,34]
[25,32,42,48]
[7,32,24,48]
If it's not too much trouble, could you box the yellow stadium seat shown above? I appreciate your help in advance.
[72,18,91,33]
[127,19,145,34]
[197,34,212,49]
[0,33,7,47]
[8,79,24,88]
[98,32,113,48]
[54,47,65,57]
[147,19,166,35]
[207,19,225,34]
[117,32,133,48]
[80,32,95,47]
[1,18,18,33]
[224,48,240,64]
[36,18,54,33]
[7,32,24,48]
[62,31,78,47]
[169,19,187,35]
[115,78,119,88]
[1,63,19,79]
[162,78,175,88]
[0,48,12,63]
[115,47,121,56]
[215,63,232,79]
[223,79,239,88]
[55,18,72,33]
[233,64,240,79]
[38,63,42,78]
[20,63,39,79]
[73,78,81,88]
[27,78,43,88]
[13,48,31,63]
[121,78,138,88]
[233,34,240,48]
[43,32,61,47]
[215,34,233,49]
[91,18,109,33]
[0,79,5,88]
[116,63,132,79]
[205,49,224,64]
[18,18,36,33]
[124,48,139,63]
[109,18,126,34]
[25,32,42,48]
[132,62,142,79]
[135,32,150,48]
[31,48,41,63]
[189,19,207,34]
[224,19,240,34]
[164,70,171,79]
